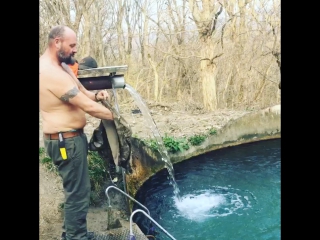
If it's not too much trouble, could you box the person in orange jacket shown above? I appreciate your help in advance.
[67,56,98,77]
[68,58,79,77]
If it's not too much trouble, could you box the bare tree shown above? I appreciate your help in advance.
[40,0,280,111]
[40,0,95,54]
[188,0,223,111]
[136,0,149,66]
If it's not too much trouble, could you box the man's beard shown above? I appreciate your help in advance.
[57,49,74,64]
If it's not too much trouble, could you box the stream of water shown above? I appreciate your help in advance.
[124,84,181,200]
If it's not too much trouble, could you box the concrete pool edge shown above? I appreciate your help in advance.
[126,104,281,198]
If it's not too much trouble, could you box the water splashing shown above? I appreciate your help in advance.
[174,191,226,222]
[125,84,181,200]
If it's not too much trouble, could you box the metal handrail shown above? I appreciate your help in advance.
[129,209,177,240]
[105,186,151,216]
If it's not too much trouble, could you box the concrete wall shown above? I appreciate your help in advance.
[126,104,281,197]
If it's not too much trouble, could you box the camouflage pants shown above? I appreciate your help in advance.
[44,133,91,240]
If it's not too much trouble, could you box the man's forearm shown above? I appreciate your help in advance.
[88,108,114,120]
[83,102,114,120]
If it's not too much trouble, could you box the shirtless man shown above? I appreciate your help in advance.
[40,25,113,240]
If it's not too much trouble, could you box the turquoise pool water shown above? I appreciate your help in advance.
[133,139,281,240]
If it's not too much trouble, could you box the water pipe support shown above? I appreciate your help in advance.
[78,65,128,90]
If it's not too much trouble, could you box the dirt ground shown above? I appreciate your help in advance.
[84,101,251,142]
[39,101,251,240]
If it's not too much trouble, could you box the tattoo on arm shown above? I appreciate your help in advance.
[59,87,79,102]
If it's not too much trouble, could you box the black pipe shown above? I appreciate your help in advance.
[78,75,125,90]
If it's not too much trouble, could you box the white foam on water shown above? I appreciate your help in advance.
[174,191,226,222]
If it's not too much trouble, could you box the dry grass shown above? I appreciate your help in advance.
[39,163,64,240]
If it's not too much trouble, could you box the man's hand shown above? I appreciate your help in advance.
[95,90,110,101]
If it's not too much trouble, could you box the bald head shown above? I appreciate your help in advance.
[48,25,76,44]
[48,25,78,64]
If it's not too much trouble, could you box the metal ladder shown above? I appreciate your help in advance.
[105,186,177,240]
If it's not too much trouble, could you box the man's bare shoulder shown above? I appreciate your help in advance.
[40,62,71,85]
[40,61,80,103]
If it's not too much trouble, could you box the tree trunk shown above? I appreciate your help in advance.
[188,0,222,111]
[200,40,218,110]
[116,0,126,63]
[147,54,159,102]
[82,11,91,57]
